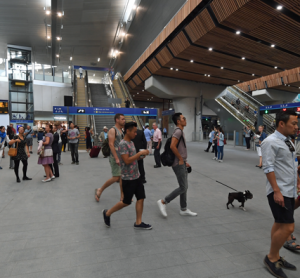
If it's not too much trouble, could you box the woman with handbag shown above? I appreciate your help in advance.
[38,124,54,183]
[8,126,31,182]
[0,126,10,170]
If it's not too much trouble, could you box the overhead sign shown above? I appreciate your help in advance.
[53,106,157,117]
[260,102,300,111]
[162,109,175,116]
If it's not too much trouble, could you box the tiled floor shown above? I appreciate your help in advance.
[0,141,299,278]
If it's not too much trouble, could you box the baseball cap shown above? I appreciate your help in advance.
[103,126,108,129]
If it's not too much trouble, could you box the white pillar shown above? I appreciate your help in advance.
[173,97,195,142]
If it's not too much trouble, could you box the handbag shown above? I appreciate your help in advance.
[38,146,45,158]
[8,141,18,157]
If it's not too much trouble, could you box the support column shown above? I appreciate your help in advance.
[173,97,196,142]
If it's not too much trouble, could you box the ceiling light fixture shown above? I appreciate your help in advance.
[61,25,63,29]
[46,10,51,15]
[68,66,70,69]
[70,57,72,60]
[204,74,207,76]
[56,54,59,57]
[208,47,213,51]
[277,5,283,10]
[176,69,179,71]
[137,92,139,94]
[190,60,194,63]
[47,36,51,39]
[208,75,210,77]
[238,80,240,82]
[57,12,63,17]
[242,57,245,60]
[170,68,173,70]
[221,67,224,69]
[236,31,241,35]
[271,44,275,48]
[142,90,144,91]
[252,74,255,76]
[97,58,100,62]
[93,74,95,76]
[274,66,278,69]
[56,37,62,40]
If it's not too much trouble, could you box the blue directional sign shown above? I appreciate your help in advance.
[53,106,157,116]
[260,102,300,111]
[162,109,175,116]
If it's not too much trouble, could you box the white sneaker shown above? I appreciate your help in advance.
[157,200,167,217]
[180,209,197,216]
[42,178,51,183]
[51,176,55,180]
[212,157,217,160]
[219,160,223,163]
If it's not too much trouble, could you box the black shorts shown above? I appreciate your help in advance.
[122,178,145,205]
[267,192,295,224]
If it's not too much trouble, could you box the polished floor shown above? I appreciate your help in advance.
[0,140,299,278]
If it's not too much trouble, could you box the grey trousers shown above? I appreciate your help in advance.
[57,142,62,163]
[164,163,188,209]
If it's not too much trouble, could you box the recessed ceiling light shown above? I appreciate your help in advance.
[57,12,62,17]
[93,74,95,76]
[70,57,72,60]
[242,57,245,60]
[271,44,275,48]
[190,60,194,63]
[68,66,70,69]
[221,67,224,69]
[133,95,135,97]
[170,68,173,70]
[204,74,207,76]
[47,36,50,39]
[97,58,100,62]
[176,69,179,71]
[56,37,62,40]
[56,54,59,57]
[236,31,241,35]
[277,5,283,10]
[46,10,51,15]
[288,85,290,86]
[142,90,144,91]
[137,92,139,94]
[274,66,278,69]
[208,75,210,77]
[252,74,255,76]
[299,87,300,89]
[238,80,240,82]
[208,48,213,51]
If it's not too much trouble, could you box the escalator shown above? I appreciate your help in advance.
[216,86,276,134]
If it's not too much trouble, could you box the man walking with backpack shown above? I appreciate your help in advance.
[157,113,197,217]
[95,114,125,202]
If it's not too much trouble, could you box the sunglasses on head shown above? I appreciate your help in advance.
[284,139,295,152]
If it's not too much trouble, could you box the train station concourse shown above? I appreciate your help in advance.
[0,0,300,277]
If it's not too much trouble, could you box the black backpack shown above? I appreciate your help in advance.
[160,128,185,167]
[102,138,110,157]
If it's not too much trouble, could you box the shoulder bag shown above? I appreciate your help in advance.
[8,139,18,157]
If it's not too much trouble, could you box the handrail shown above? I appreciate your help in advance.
[115,72,144,129]
[73,72,77,124]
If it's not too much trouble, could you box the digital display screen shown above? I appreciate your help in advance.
[0,101,8,114]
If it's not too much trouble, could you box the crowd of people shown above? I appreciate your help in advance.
[2,109,300,278]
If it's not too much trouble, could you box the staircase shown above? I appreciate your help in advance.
[76,77,88,150]
[112,80,134,124]
[216,86,275,134]
[89,84,115,133]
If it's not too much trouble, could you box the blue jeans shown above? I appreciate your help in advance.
[217,146,224,160]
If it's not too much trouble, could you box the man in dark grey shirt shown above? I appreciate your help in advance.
[157,113,197,218]
[262,111,300,278]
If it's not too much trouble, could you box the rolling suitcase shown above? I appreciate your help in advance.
[90,146,101,158]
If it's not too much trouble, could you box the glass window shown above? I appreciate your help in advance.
[54,66,62,82]
[11,103,26,112]
[44,65,53,81]
[34,63,43,80]
[0,58,6,77]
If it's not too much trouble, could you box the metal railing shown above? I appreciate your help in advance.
[85,72,97,136]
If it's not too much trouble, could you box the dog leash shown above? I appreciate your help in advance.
[216,181,238,192]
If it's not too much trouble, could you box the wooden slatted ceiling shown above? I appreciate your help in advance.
[146,59,161,74]
[156,47,173,67]
[274,0,300,16]
[127,82,164,103]
[154,68,234,85]
[176,45,279,76]
[184,8,215,43]
[132,75,143,86]
[137,66,151,81]
[218,0,278,32]
[236,67,300,92]
[124,0,203,81]
[128,80,136,89]
[168,31,190,56]
[210,0,251,23]
[165,59,256,81]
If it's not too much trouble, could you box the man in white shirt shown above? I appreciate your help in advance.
[79,66,83,79]
[152,123,162,168]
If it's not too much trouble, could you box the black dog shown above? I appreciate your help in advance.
[227,190,253,211]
